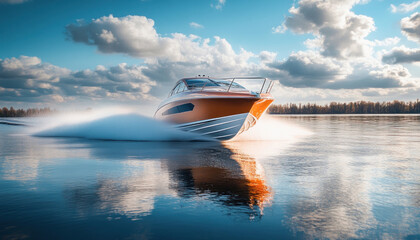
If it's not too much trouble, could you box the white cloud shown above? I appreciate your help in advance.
[66,15,168,58]
[401,12,420,43]
[281,0,375,59]
[99,29,116,43]
[263,51,412,89]
[0,56,68,90]
[0,56,157,103]
[259,51,277,63]
[189,22,204,29]
[372,37,401,47]
[391,1,420,13]
[211,0,225,10]
[66,15,251,66]
[272,23,287,34]
[382,46,420,64]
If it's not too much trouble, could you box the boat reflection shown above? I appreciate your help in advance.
[63,141,272,219]
[167,142,272,218]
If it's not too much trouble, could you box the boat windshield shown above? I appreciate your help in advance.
[184,78,246,89]
[211,79,246,89]
[185,79,219,88]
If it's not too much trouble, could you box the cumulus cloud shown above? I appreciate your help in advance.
[391,1,420,13]
[211,0,225,10]
[382,46,420,64]
[265,51,350,88]
[60,63,156,100]
[262,51,411,89]
[66,15,250,65]
[0,56,68,90]
[0,56,157,103]
[66,15,169,58]
[189,22,204,29]
[401,12,420,43]
[278,0,375,59]
[259,51,277,63]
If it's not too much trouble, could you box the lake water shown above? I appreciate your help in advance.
[0,115,419,239]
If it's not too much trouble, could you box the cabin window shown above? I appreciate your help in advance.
[162,103,194,115]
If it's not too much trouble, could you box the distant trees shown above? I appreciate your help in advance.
[269,100,420,114]
[0,107,56,117]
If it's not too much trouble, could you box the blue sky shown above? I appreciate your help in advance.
[1,0,298,69]
[1,0,420,108]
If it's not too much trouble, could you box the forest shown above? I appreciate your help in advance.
[268,100,420,114]
[0,107,56,117]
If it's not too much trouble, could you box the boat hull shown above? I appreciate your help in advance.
[155,94,273,141]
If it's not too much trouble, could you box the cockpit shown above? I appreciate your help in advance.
[169,78,248,97]
[168,77,273,97]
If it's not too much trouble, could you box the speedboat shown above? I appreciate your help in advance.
[154,76,274,141]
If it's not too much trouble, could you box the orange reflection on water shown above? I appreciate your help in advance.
[224,142,273,213]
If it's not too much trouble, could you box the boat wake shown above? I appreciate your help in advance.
[34,113,213,142]
[28,111,311,142]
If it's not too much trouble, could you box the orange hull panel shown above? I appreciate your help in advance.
[155,98,258,124]
[250,97,274,120]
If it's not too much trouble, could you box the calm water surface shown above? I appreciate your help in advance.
[0,115,419,239]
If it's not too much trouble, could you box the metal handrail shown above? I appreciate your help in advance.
[223,77,271,94]
[201,82,208,91]
[259,78,267,94]
[227,78,235,92]
[267,81,274,93]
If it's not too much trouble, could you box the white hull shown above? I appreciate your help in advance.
[175,113,249,141]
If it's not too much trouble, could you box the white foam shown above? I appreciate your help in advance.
[34,113,213,141]
[31,109,311,142]
[232,114,312,141]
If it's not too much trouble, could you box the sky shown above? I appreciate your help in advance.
[1,0,420,110]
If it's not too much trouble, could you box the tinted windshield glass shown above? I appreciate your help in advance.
[212,79,246,89]
[185,79,219,88]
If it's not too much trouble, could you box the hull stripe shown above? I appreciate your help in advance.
[200,124,242,136]
[175,113,246,127]
[187,118,244,132]
[176,119,218,129]
[213,133,237,139]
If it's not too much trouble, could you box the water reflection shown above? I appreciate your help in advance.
[284,155,376,239]
[63,141,276,219]
[65,160,174,219]
[167,142,272,218]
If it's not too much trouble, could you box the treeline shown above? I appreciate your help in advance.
[0,107,57,117]
[269,100,420,114]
